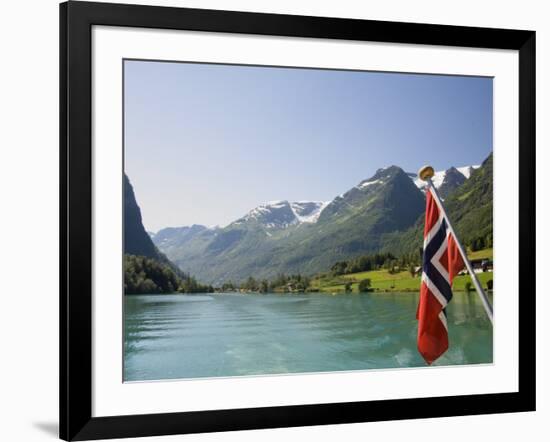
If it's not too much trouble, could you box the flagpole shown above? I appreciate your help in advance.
[419,166,494,325]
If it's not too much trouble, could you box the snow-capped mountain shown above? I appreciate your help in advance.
[151,164,426,284]
[234,200,329,229]
[147,155,491,284]
[411,165,480,198]
[150,164,479,245]
[456,165,479,179]
[358,166,406,188]
[150,163,480,252]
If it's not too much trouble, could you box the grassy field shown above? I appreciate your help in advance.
[310,248,494,294]
[467,247,493,260]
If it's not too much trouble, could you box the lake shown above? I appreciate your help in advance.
[124,292,493,382]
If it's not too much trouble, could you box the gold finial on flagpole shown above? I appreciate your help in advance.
[418,165,435,181]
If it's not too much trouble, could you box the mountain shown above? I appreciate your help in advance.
[124,174,187,294]
[124,174,162,260]
[150,159,486,285]
[443,155,493,248]
[153,166,426,284]
[319,166,424,230]
[382,154,492,256]
[238,201,297,229]
[153,224,210,255]
[124,174,186,278]
[436,167,467,198]
[233,200,329,230]
[411,165,480,198]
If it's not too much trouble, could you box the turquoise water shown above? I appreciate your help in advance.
[124,292,493,381]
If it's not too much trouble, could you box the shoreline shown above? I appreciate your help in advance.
[125,289,494,296]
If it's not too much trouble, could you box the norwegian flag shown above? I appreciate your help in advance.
[417,187,465,364]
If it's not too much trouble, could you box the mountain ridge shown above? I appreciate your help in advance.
[145,158,489,285]
[151,163,480,238]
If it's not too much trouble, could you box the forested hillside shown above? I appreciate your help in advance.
[124,174,210,294]
[381,153,493,257]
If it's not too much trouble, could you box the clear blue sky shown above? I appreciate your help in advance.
[124,60,492,232]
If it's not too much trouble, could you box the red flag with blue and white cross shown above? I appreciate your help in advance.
[417,187,465,364]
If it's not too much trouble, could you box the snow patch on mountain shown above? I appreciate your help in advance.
[456,165,480,179]
[242,200,329,228]
[358,179,383,189]
[413,169,447,189]
[243,201,294,224]
[290,201,330,223]
[356,166,406,190]
[411,165,480,190]
[264,200,288,209]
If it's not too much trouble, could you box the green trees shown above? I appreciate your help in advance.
[268,273,311,292]
[226,273,312,293]
[358,279,372,292]
[125,254,180,294]
[330,261,348,275]
[124,254,212,295]
[469,234,492,252]
[386,259,399,274]
[178,274,214,293]
[241,276,258,292]
[330,252,397,276]
[221,281,236,291]
[442,153,493,252]
[328,251,423,278]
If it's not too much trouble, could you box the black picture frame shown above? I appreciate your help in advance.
[60,1,536,440]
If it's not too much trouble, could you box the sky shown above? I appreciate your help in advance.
[124,60,493,232]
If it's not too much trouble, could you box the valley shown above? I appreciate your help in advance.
[148,155,492,286]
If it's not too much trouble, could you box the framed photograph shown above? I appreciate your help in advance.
[60,1,536,440]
